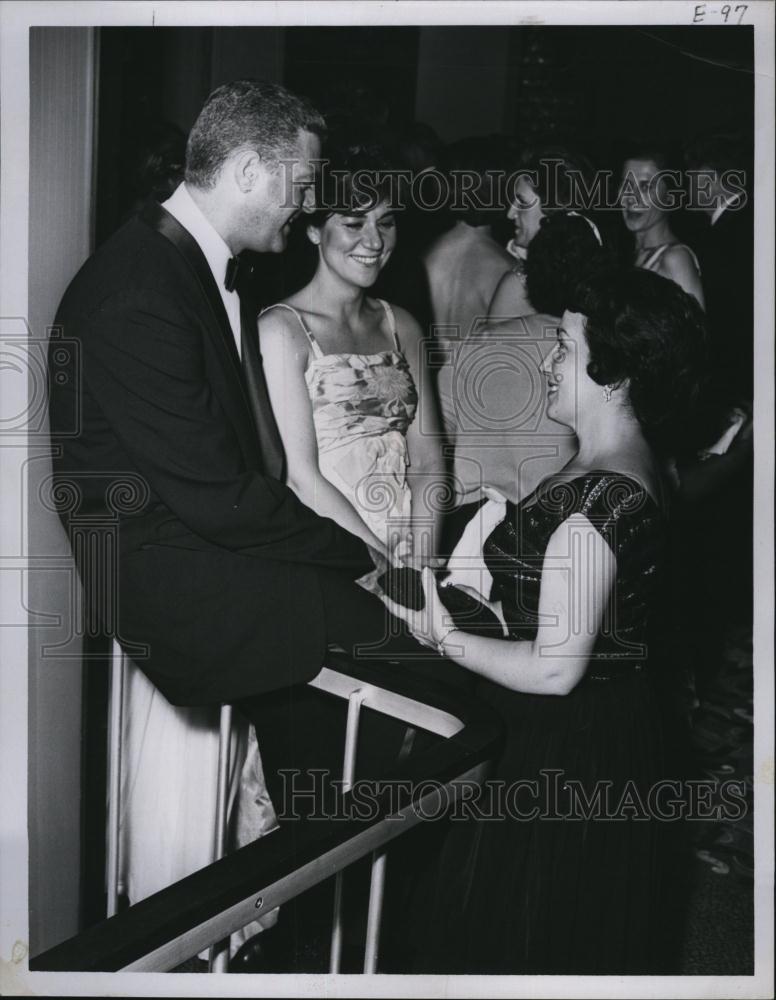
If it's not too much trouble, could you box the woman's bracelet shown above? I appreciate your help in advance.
[435,624,462,657]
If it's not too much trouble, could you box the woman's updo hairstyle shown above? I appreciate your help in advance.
[567,268,721,456]
[510,144,596,214]
[525,212,611,316]
[307,132,397,228]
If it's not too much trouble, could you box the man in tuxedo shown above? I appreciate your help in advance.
[685,132,754,402]
[49,80,448,807]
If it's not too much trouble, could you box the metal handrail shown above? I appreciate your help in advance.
[30,652,503,973]
[207,702,234,973]
[105,641,124,918]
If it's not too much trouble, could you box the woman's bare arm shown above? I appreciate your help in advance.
[394,305,448,562]
[657,246,706,309]
[384,513,616,695]
[259,307,389,556]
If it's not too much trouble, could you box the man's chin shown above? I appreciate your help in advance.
[273,226,294,252]
[254,234,288,254]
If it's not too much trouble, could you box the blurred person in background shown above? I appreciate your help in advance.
[444,211,606,547]
[488,145,596,319]
[423,135,516,439]
[619,143,705,307]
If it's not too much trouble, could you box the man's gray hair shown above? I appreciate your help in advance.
[185,79,326,189]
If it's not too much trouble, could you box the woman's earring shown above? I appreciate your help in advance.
[603,384,614,403]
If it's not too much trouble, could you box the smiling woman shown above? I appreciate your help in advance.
[258,139,446,564]
[383,267,719,974]
[619,146,705,307]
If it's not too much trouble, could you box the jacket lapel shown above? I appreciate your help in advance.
[139,202,261,464]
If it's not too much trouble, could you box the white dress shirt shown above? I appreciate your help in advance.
[162,182,242,356]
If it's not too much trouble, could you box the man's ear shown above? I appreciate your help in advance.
[232,149,263,193]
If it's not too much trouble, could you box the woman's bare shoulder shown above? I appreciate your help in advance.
[661,243,700,272]
[384,301,423,343]
[258,302,313,359]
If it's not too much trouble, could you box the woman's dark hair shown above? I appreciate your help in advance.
[620,141,683,212]
[525,212,610,316]
[307,135,398,227]
[620,141,674,173]
[511,144,595,214]
[567,268,721,455]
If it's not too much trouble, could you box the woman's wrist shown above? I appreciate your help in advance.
[434,623,462,657]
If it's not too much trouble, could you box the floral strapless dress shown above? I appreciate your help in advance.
[270,299,418,545]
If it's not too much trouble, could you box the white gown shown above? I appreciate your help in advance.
[117,645,279,954]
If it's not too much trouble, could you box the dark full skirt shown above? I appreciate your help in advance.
[412,669,671,974]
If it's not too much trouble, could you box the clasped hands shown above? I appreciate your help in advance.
[381,565,456,653]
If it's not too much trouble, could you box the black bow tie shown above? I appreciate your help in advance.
[224,255,255,294]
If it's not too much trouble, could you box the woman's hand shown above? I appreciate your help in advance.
[381,566,454,651]
[440,583,509,635]
[391,531,446,571]
[402,551,447,572]
[391,533,413,567]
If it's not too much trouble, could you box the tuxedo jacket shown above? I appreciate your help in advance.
[49,203,373,706]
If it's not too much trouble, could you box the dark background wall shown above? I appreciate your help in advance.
[95,24,753,243]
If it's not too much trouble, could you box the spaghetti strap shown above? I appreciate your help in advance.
[377,299,401,350]
[260,303,323,358]
[675,243,702,276]
[642,244,669,270]
[641,242,702,276]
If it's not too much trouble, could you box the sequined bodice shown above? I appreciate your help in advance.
[484,471,666,675]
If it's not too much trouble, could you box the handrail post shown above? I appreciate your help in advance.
[329,688,365,973]
[208,704,233,973]
[106,639,125,918]
[363,850,387,973]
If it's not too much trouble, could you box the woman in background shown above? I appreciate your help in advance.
[619,145,705,307]
[450,211,605,517]
[488,146,596,318]
[423,135,517,440]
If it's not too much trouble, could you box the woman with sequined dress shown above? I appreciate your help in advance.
[384,268,713,973]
